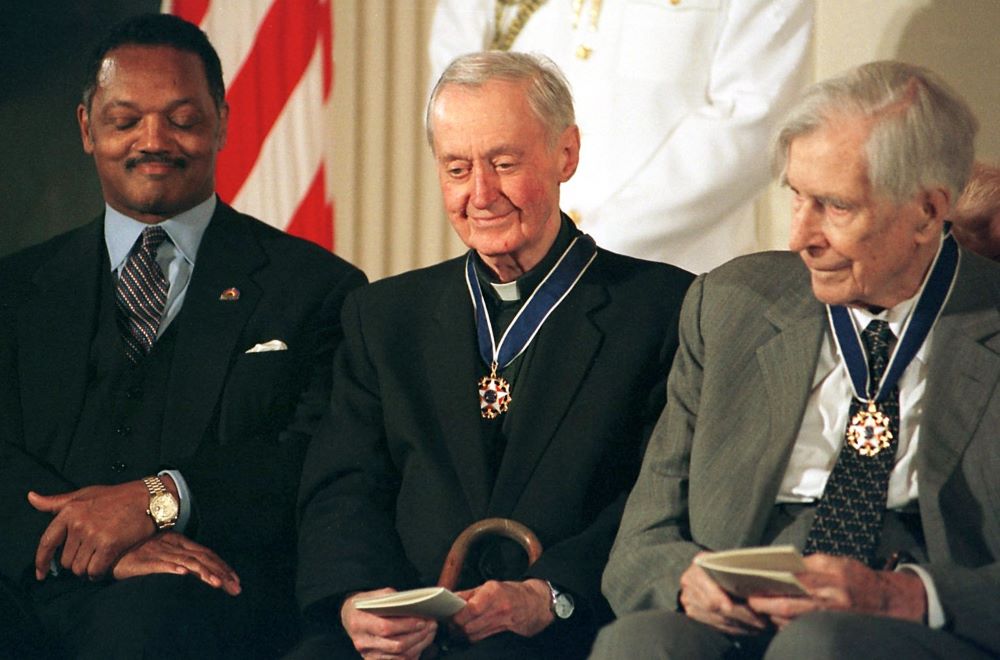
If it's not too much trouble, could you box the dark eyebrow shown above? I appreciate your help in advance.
[101,100,140,113]
[101,98,199,114]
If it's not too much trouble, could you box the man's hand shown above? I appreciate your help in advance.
[678,553,770,635]
[451,578,553,643]
[747,553,927,629]
[28,481,157,581]
[112,532,241,596]
[341,588,438,660]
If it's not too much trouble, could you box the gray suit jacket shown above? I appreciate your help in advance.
[603,249,1000,655]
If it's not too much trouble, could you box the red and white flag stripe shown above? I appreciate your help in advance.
[162,0,334,250]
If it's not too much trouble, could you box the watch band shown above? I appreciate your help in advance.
[143,475,178,530]
[143,475,168,498]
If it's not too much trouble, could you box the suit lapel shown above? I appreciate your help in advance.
[920,252,1000,506]
[487,264,608,516]
[160,205,266,460]
[736,280,826,542]
[425,261,494,518]
[17,219,104,454]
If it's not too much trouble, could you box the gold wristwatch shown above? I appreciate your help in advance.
[143,476,179,530]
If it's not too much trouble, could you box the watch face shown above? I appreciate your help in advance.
[149,492,179,523]
[553,593,575,619]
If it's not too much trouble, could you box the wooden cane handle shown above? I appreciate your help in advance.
[437,517,543,590]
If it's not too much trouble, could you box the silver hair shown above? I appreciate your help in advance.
[773,60,978,204]
[426,51,575,148]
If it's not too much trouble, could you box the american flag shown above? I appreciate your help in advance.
[162,0,335,250]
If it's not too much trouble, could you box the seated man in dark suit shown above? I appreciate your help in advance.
[292,52,693,659]
[594,61,999,659]
[0,13,365,659]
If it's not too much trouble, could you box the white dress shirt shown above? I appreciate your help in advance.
[776,298,927,509]
[777,237,954,627]
[103,194,216,532]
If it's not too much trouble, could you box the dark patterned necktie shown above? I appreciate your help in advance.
[804,320,899,567]
[116,226,169,363]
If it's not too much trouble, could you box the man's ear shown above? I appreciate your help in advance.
[78,104,95,154]
[915,187,950,243]
[557,124,580,183]
[216,101,230,151]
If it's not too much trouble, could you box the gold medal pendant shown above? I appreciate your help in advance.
[846,400,893,457]
[478,361,512,419]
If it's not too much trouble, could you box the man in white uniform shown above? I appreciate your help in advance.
[430,0,813,273]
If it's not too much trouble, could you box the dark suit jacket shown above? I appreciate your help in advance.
[296,245,693,648]
[604,249,1000,656]
[0,202,366,598]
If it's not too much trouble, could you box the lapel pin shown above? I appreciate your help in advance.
[219,287,240,301]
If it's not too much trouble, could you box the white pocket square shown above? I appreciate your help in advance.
[245,339,288,353]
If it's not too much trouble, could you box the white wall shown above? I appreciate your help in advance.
[760,0,1000,250]
[331,0,1000,279]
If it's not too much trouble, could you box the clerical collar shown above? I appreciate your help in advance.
[474,213,579,303]
[105,194,216,273]
[466,223,598,419]
[490,280,520,302]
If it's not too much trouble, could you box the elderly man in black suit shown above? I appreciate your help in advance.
[292,52,693,659]
[0,13,364,659]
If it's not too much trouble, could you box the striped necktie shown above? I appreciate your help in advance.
[116,226,169,363]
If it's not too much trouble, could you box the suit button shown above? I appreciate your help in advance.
[125,387,143,400]
[115,425,131,436]
[111,461,126,472]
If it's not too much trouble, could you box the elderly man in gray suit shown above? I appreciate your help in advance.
[593,61,1000,659]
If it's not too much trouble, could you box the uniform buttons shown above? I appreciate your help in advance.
[115,425,132,436]
[110,461,127,473]
[125,387,143,400]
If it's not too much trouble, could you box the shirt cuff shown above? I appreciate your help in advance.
[898,564,945,628]
[159,469,192,533]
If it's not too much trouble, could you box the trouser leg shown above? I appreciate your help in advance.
[590,609,739,660]
[765,611,994,660]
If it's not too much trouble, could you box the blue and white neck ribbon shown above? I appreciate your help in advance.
[465,234,598,418]
[827,232,958,405]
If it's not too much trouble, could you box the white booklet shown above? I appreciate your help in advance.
[353,587,467,619]
[695,545,808,598]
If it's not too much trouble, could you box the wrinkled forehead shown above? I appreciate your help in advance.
[430,78,556,144]
[786,119,874,185]
[433,79,531,115]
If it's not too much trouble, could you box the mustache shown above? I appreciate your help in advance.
[125,154,187,170]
